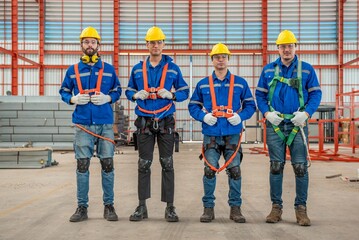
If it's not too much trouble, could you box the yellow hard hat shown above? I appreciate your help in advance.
[145,26,166,41]
[210,43,231,57]
[275,30,297,45]
[79,26,101,42]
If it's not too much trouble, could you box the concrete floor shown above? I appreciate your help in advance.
[1,143,359,240]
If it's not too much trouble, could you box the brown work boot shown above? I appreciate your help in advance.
[295,205,311,226]
[230,206,246,223]
[200,207,215,223]
[266,204,282,223]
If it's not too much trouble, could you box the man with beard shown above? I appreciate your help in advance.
[256,30,321,226]
[59,26,121,222]
[188,43,256,223]
[125,26,189,222]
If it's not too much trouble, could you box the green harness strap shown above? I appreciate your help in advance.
[268,60,304,146]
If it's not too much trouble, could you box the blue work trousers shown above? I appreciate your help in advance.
[266,121,309,207]
[202,134,242,208]
[74,124,115,208]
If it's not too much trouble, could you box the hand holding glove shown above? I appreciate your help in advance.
[227,113,241,126]
[203,113,217,126]
[157,88,173,99]
[91,92,111,105]
[265,111,284,126]
[71,93,90,105]
[133,90,149,100]
[291,111,309,126]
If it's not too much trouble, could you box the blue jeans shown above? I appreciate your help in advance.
[266,121,309,207]
[202,134,242,208]
[74,124,115,207]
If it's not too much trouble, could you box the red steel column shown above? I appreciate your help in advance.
[114,0,119,74]
[188,0,192,49]
[39,0,45,95]
[11,0,18,95]
[261,0,268,67]
[338,0,344,105]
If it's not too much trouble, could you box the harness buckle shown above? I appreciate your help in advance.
[152,118,159,130]
[148,93,157,99]
[84,89,95,94]
[226,109,234,117]
[149,87,157,93]
[219,105,225,111]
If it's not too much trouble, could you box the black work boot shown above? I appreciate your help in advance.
[230,206,246,223]
[129,205,148,221]
[69,206,88,222]
[266,204,282,223]
[104,204,118,221]
[165,206,179,222]
[200,207,215,223]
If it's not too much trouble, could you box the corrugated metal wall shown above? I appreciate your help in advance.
[1,0,359,142]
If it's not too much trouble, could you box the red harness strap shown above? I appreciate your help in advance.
[142,59,169,99]
[138,59,172,116]
[74,62,104,94]
[201,129,243,173]
[208,74,235,118]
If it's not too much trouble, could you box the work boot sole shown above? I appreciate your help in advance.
[297,220,311,226]
[266,217,282,223]
[165,216,179,222]
[69,214,88,222]
[230,216,246,223]
[129,213,148,221]
[105,215,118,221]
[200,215,215,223]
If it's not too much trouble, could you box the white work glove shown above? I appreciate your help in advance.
[203,113,217,126]
[71,93,90,105]
[265,111,284,126]
[291,111,308,126]
[227,112,241,126]
[133,90,149,100]
[157,88,173,99]
[91,92,111,105]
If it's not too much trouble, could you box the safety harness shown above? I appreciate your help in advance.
[74,62,115,145]
[208,74,235,118]
[199,74,241,173]
[74,62,104,94]
[268,60,304,146]
[200,129,243,174]
[137,59,173,116]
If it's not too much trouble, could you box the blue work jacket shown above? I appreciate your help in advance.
[255,56,322,117]
[125,54,189,119]
[59,59,122,125]
[188,70,256,136]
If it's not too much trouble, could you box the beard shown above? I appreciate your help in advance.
[83,47,97,56]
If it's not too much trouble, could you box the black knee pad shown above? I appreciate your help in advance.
[160,156,173,171]
[77,158,90,173]
[292,163,307,177]
[204,166,216,179]
[138,158,152,173]
[227,166,241,180]
[270,161,284,175]
[100,158,114,173]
